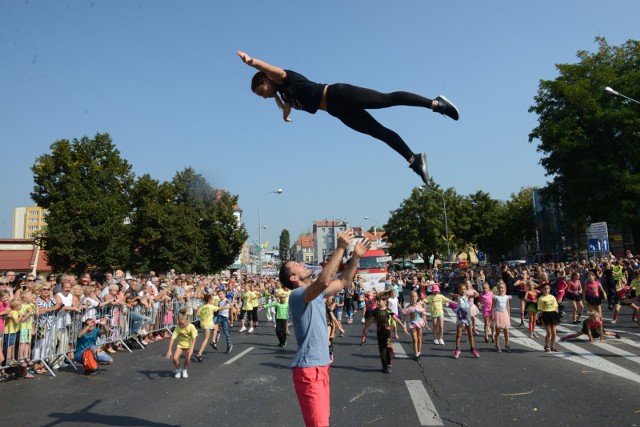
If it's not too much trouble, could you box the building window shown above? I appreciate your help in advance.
[29,211,39,216]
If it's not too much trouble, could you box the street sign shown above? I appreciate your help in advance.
[478,251,485,261]
[602,238,609,252]
[587,222,609,240]
[588,239,601,253]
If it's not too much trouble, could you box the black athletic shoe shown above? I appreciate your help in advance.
[434,95,460,121]
[410,152,429,184]
[382,366,391,374]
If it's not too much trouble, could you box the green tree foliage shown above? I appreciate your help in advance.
[31,133,134,274]
[503,187,537,258]
[128,174,176,272]
[529,37,640,236]
[384,184,466,265]
[130,168,248,273]
[459,191,507,260]
[384,184,537,263]
[279,229,290,263]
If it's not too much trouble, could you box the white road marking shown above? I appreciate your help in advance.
[555,340,640,384]
[405,380,444,426]
[440,310,640,384]
[393,341,408,359]
[616,336,640,350]
[223,346,255,365]
[592,341,640,365]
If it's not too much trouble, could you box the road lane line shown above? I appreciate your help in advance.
[616,336,640,350]
[554,341,640,384]
[393,341,408,359]
[444,310,640,383]
[224,347,255,365]
[405,380,444,426]
[592,341,640,365]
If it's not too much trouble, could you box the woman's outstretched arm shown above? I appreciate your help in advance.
[236,50,286,84]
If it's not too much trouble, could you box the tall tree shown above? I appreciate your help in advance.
[384,184,465,266]
[279,229,290,263]
[459,191,508,260]
[503,187,537,257]
[31,133,134,274]
[129,174,177,272]
[529,37,640,242]
[163,167,247,273]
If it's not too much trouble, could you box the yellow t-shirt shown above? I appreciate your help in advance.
[5,309,20,334]
[241,291,255,311]
[423,294,451,317]
[212,295,220,308]
[172,323,198,349]
[197,304,216,329]
[251,291,260,308]
[537,294,558,312]
[630,278,640,295]
[20,303,35,331]
[276,288,291,303]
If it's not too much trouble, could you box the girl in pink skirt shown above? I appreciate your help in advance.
[479,283,493,343]
[491,281,512,352]
[464,280,480,335]
[403,290,430,360]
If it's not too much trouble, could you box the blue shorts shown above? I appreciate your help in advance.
[3,332,17,347]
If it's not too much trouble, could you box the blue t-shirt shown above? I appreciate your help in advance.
[289,287,330,368]
[75,328,99,359]
[333,294,344,312]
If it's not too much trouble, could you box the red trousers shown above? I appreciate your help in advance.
[292,364,331,427]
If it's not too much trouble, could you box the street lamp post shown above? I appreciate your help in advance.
[364,216,380,244]
[605,86,640,106]
[258,188,283,277]
[422,188,451,262]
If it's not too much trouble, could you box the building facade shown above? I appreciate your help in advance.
[313,220,347,264]
[13,206,48,239]
[290,233,315,264]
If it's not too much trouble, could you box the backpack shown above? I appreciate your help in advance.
[82,349,99,374]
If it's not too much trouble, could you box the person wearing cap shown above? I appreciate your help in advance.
[423,284,452,346]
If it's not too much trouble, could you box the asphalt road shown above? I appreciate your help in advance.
[1,302,639,427]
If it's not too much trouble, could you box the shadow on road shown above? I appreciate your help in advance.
[44,400,181,427]
[137,369,175,380]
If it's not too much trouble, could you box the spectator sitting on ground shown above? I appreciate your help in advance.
[74,317,113,370]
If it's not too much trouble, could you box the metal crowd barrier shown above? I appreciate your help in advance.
[1,295,221,381]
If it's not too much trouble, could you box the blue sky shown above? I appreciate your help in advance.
[1,0,639,250]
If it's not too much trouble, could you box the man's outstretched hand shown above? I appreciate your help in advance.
[353,238,371,258]
[337,229,355,250]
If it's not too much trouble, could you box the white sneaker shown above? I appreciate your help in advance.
[434,339,439,345]
[181,369,188,378]
[361,318,365,324]
[439,339,445,345]
[239,326,247,332]
[273,323,277,328]
[174,369,182,378]
[248,327,254,333]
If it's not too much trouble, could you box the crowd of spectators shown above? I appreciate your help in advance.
[1,253,639,382]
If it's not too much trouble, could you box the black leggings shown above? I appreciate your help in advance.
[326,83,433,161]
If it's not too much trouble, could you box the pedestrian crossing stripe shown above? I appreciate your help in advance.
[436,309,640,385]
